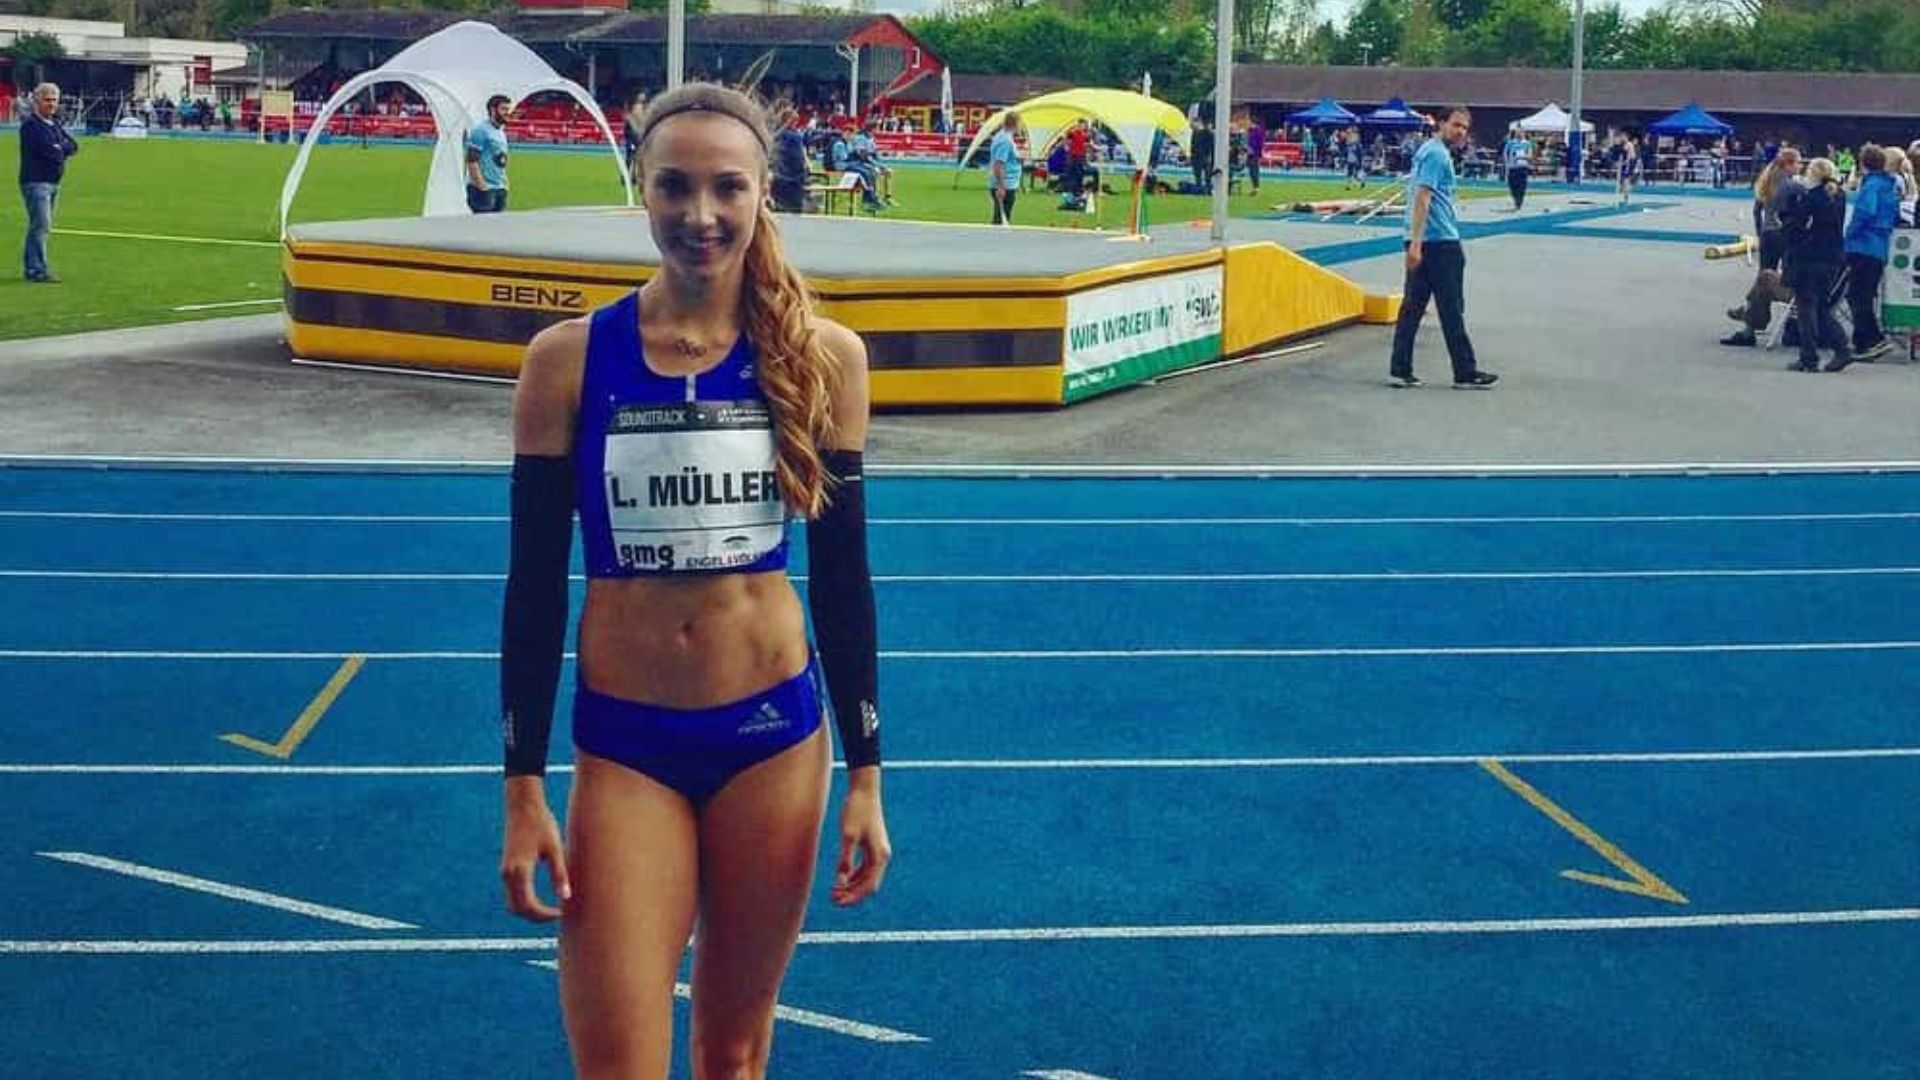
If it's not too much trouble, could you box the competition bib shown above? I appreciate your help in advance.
[601,400,785,572]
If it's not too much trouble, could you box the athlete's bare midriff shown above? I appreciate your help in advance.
[577,570,809,708]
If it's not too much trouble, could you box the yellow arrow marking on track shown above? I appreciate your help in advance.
[221,655,366,759]
[1480,759,1688,905]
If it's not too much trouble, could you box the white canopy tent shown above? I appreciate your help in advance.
[278,21,632,236]
[1514,102,1595,136]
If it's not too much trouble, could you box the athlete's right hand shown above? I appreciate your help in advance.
[501,779,571,922]
[1406,244,1423,271]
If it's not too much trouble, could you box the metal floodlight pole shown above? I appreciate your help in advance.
[1210,0,1233,243]
[1569,0,1585,184]
[668,0,685,90]
[838,44,860,121]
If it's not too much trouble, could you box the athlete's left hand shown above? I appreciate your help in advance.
[832,769,891,907]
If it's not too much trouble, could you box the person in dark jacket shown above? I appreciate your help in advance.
[1779,157,1850,372]
[18,82,79,284]
[767,99,811,213]
[1723,147,1802,347]
[1841,145,1900,363]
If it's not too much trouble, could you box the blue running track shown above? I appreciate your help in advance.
[1,463,1916,1079]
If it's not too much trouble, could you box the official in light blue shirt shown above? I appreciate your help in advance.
[988,115,1024,225]
[1502,127,1534,210]
[1388,107,1495,390]
[465,94,511,214]
[1406,135,1460,242]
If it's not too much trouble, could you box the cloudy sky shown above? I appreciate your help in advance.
[875,0,1677,23]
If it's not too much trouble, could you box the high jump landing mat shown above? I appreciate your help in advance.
[282,208,1371,407]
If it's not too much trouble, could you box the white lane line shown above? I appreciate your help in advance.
[3,747,1917,776]
[5,907,1915,955]
[4,641,1920,662]
[170,299,282,312]
[1,509,1917,526]
[794,907,1920,944]
[525,961,928,1043]
[37,852,414,931]
[1025,1071,1121,1080]
[4,566,1919,584]
[0,511,497,523]
[5,452,1920,476]
[52,228,280,248]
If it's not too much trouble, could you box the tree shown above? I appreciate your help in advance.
[3,31,65,88]
[1399,0,1448,65]
[1446,0,1570,66]
[1331,0,1404,66]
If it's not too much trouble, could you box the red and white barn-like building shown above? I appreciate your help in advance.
[236,2,1058,151]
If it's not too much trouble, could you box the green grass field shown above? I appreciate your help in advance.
[0,135,1436,341]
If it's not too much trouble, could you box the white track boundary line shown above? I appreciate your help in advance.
[170,299,281,312]
[3,509,1918,526]
[525,961,928,1043]
[5,641,1917,662]
[37,852,414,930]
[3,566,1918,584]
[3,747,1915,775]
[4,452,1920,477]
[5,907,1915,955]
[51,228,279,248]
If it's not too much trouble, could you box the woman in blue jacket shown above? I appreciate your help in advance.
[1841,145,1900,363]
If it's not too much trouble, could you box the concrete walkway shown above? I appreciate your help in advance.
[0,192,1913,470]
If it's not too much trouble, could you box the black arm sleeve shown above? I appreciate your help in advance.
[806,450,880,769]
[501,454,575,777]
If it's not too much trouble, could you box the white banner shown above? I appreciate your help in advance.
[1063,266,1224,401]
[1886,230,1919,332]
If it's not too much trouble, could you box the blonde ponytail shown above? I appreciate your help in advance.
[743,205,840,518]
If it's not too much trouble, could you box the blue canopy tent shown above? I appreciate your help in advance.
[1359,97,1428,130]
[1647,103,1734,137]
[1285,97,1360,127]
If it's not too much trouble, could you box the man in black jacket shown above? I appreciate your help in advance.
[18,83,79,284]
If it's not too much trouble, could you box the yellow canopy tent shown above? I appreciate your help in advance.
[957,87,1192,178]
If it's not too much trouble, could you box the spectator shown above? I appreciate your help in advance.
[850,126,891,206]
[827,128,881,211]
[768,99,810,214]
[1246,117,1266,194]
[1841,145,1899,363]
[1342,129,1363,189]
[466,93,512,213]
[1779,157,1850,372]
[1502,124,1533,210]
[989,113,1023,225]
[1722,146,1802,348]
[18,82,78,284]
[1190,116,1213,193]
[622,90,647,179]
[1883,146,1916,227]
[1064,119,1091,200]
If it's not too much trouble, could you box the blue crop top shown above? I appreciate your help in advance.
[573,292,792,577]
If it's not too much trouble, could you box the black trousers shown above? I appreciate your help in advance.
[1390,241,1478,382]
[1507,167,1529,207]
[1790,260,1849,364]
[1845,253,1886,349]
[990,188,1017,225]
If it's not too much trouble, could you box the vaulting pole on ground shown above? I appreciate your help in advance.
[668,0,685,90]
[1209,0,1233,244]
